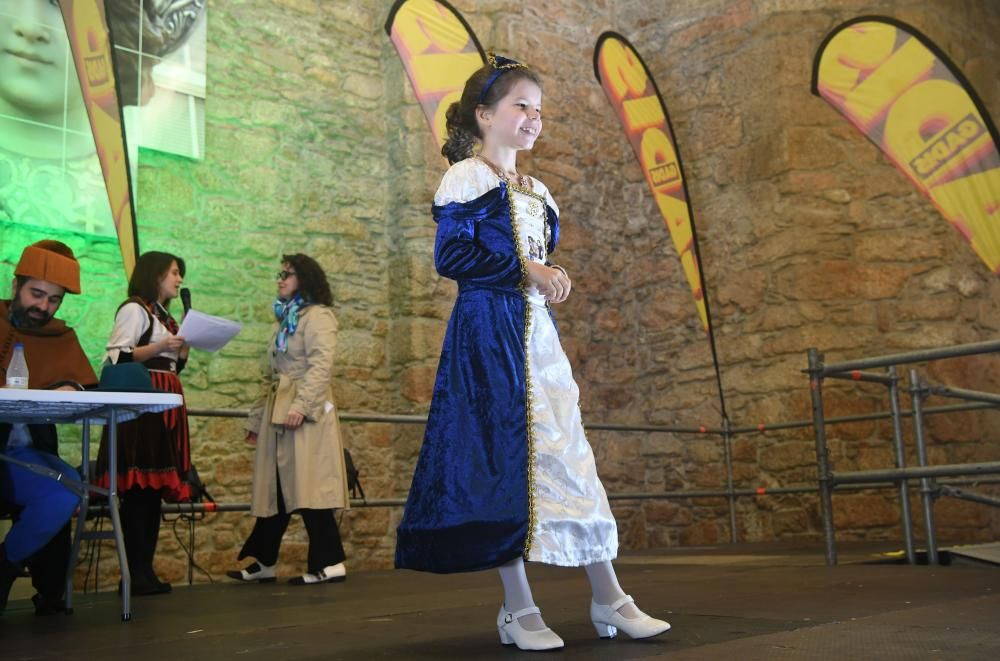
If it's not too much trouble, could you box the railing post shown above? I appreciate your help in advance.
[722,416,737,543]
[909,369,939,565]
[808,348,837,566]
[887,366,917,564]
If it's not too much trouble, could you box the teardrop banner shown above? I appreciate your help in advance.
[385,0,486,149]
[593,32,711,332]
[813,16,1000,274]
[59,0,139,277]
[593,32,726,421]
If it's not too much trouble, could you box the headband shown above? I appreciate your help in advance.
[476,52,528,105]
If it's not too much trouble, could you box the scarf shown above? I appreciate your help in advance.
[273,294,308,352]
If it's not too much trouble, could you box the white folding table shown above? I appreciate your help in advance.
[0,388,182,621]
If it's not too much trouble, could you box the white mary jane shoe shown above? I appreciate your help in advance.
[590,595,671,639]
[497,604,565,651]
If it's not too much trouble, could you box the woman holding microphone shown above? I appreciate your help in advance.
[96,251,191,596]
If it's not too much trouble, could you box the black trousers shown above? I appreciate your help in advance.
[119,488,163,585]
[26,522,70,600]
[238,473,345,573]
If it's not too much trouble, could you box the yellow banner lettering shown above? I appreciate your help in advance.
[623,95,666,135]
[598,39,648,104]
[930,168,1000,273]
[817,22,896,100]
[409,52,483,95]
[392,0,469,57]
[843,37,936,130]
[432,88,462,145]
[885,79,990,186]
[640,128,682,194]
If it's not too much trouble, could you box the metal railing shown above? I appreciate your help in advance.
[182,350,1000,556]
[807,340,1000,566]
[66,343,1000,586]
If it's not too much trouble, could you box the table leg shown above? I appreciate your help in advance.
[108,409,131,621]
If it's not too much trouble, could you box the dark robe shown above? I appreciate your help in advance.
[0,298,97,604]
[0,299,97,390]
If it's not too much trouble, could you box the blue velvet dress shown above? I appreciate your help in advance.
[395,159,618,573]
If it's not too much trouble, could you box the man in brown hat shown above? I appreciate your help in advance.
[2,240,94,384]
[1,240,98,617]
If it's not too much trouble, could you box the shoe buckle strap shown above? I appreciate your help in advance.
[609,594,634,612]
[508,605,541,620]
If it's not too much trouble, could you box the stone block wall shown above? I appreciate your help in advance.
[4,0,996,588]
[598,0,1000,548]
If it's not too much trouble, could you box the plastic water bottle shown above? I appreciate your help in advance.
[5,342,29,389]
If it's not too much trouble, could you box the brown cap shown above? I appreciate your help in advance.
[14,240,81,294]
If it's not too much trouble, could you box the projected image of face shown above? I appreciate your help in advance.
[0,1,83,125]
[0,1,116,237]
[106,0,208,159]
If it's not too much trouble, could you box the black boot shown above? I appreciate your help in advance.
[1,543,24,616]
[27,523,71,616]
[119,491,164,596]
[31,592,66,616]
[144,493,170,593]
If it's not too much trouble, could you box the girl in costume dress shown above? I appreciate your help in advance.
[227,254,350,586]
[96,251,191,595]
[394,54,671,651]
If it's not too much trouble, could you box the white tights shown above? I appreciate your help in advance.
[584,560,641,618]
[497,558,640,631]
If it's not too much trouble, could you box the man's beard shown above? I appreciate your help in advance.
[8,299,53,329]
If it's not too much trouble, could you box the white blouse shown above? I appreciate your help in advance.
[433,158,559,215]
[105,301,180,366]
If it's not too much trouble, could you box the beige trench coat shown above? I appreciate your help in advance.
[247,305,349,516]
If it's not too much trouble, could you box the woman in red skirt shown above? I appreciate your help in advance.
[96,251,190,595]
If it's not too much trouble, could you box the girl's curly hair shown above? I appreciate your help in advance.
[441,62,542,164]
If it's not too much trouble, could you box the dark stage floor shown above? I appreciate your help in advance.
[2,543,999,660]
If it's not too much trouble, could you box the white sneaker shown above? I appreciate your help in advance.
[590,595,671,639]
[497,604,564,651]
[288,562,346,586]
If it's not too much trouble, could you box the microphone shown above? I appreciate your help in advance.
[180,288,192,315]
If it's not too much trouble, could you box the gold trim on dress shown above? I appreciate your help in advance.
[505,179,539,559]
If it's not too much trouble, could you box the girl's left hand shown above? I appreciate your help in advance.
[526,262,572,304]
[285,410,305,429]
[548,267,571,304]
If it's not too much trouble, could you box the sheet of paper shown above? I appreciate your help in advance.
[178,309,241,352]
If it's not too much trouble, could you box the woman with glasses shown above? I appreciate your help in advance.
[227,254,350,585]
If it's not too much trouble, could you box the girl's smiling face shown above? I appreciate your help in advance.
[479,77,543,153]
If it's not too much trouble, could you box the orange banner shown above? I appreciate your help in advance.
[59,0,138,276]
[594,32,709,331]
[385,0,485,148]
[814,17,1000,275]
